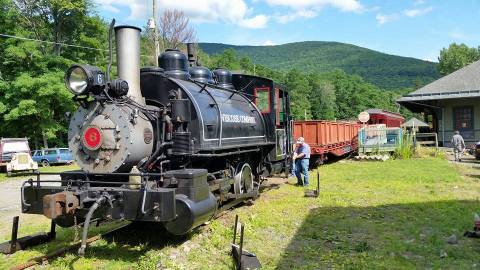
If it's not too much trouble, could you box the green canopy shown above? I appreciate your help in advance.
[401,117,429,128]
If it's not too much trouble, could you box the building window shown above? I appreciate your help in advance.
[254,87,270,113]
[454,106,473,130]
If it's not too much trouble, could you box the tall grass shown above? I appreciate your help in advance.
[394,132,414,159]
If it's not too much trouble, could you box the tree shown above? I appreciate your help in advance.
[210,49,241,70]
[0,0,108,148]
[285,69,312,120]
[438,43,480,76]
[309,74,336,120]
[157,9,196,51]
[13,0,90,56]
[1,72,75,148]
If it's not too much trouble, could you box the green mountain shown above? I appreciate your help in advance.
[198,41,439,89]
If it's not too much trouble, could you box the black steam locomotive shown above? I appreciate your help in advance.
[21,24,292,254]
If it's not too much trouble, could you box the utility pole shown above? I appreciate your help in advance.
[149,0,160,66]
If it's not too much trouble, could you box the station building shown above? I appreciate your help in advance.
[397,60,480,147]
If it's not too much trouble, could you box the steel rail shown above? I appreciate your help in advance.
[10,222,130,270]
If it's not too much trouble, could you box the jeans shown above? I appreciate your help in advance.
[294,159,309,186]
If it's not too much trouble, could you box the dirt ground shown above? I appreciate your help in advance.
[0,174,60,238]
[443,147,480,169]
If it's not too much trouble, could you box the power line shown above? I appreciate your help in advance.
[0,33,152,58]
[0,33,108,52]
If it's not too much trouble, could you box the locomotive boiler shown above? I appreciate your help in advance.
[20,23,292,254]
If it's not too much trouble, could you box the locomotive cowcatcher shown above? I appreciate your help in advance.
[20,23,292,254]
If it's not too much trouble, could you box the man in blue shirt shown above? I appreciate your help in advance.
[293,137,310,186]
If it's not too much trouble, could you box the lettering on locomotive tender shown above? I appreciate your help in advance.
[221,114,256,124]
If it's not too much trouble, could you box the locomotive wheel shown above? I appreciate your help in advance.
[234,163,254,194]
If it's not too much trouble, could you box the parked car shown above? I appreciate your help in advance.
[31,148,74,167]
[0,138,38,175]
[473,142,480,160]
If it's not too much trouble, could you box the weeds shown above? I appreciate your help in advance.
[394,132,414,159]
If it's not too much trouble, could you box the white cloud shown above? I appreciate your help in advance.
[262,40,277,46]
[422,56,436,62]
[95,0,268,29]
[264,0,363,13]
[102,4,121,13]
[275,10,317,24]
[238,15,269,28]
[267,0,363,24]
[404,6,433,17]
[375,13,398,25]
[448,30,477,41]
[96,0,147,20]
[414,0,425,6]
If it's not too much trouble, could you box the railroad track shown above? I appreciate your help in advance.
[10,222,131,270]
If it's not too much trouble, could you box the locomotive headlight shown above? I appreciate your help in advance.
[65,65,106,95]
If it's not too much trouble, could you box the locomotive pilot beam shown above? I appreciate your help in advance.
[21,20,292,254]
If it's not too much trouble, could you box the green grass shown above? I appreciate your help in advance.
[0,164,79,182]
[2,158,480,269]
[37,164,80,173]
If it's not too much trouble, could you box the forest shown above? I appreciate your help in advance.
[199,41,439,90]
[0,0,477,148]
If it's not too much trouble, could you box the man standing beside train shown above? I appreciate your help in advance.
[293,137,310,186]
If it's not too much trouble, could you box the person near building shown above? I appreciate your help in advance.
[293,137,310,186]
[451,130,465,162]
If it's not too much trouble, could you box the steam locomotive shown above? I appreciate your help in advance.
[20,24,292,253]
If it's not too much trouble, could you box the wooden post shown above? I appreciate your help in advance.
[10,216,19,253]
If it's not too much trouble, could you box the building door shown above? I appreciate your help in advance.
[453,106,474,140]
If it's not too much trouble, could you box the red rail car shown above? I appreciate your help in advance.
[293,120,360,166]
[366,109,405,128]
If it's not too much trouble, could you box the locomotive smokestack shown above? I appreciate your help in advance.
[187,43,196,67]
[114,25,144,105]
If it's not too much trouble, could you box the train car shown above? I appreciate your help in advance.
[366,109,405,128]
[293,120,360,166]
[20,24,292,254]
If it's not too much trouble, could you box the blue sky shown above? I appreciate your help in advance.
[96,0,480,62]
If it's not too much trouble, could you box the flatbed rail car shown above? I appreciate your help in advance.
[293,120,360,166]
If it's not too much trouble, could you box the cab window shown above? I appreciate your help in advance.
[45,150,57,155]
[254,87,270,113]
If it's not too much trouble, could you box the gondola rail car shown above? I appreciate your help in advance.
[293,120,360,166]
[20,22,292,254]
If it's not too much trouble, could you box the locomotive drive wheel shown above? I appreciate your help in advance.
[234,163,254,194]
